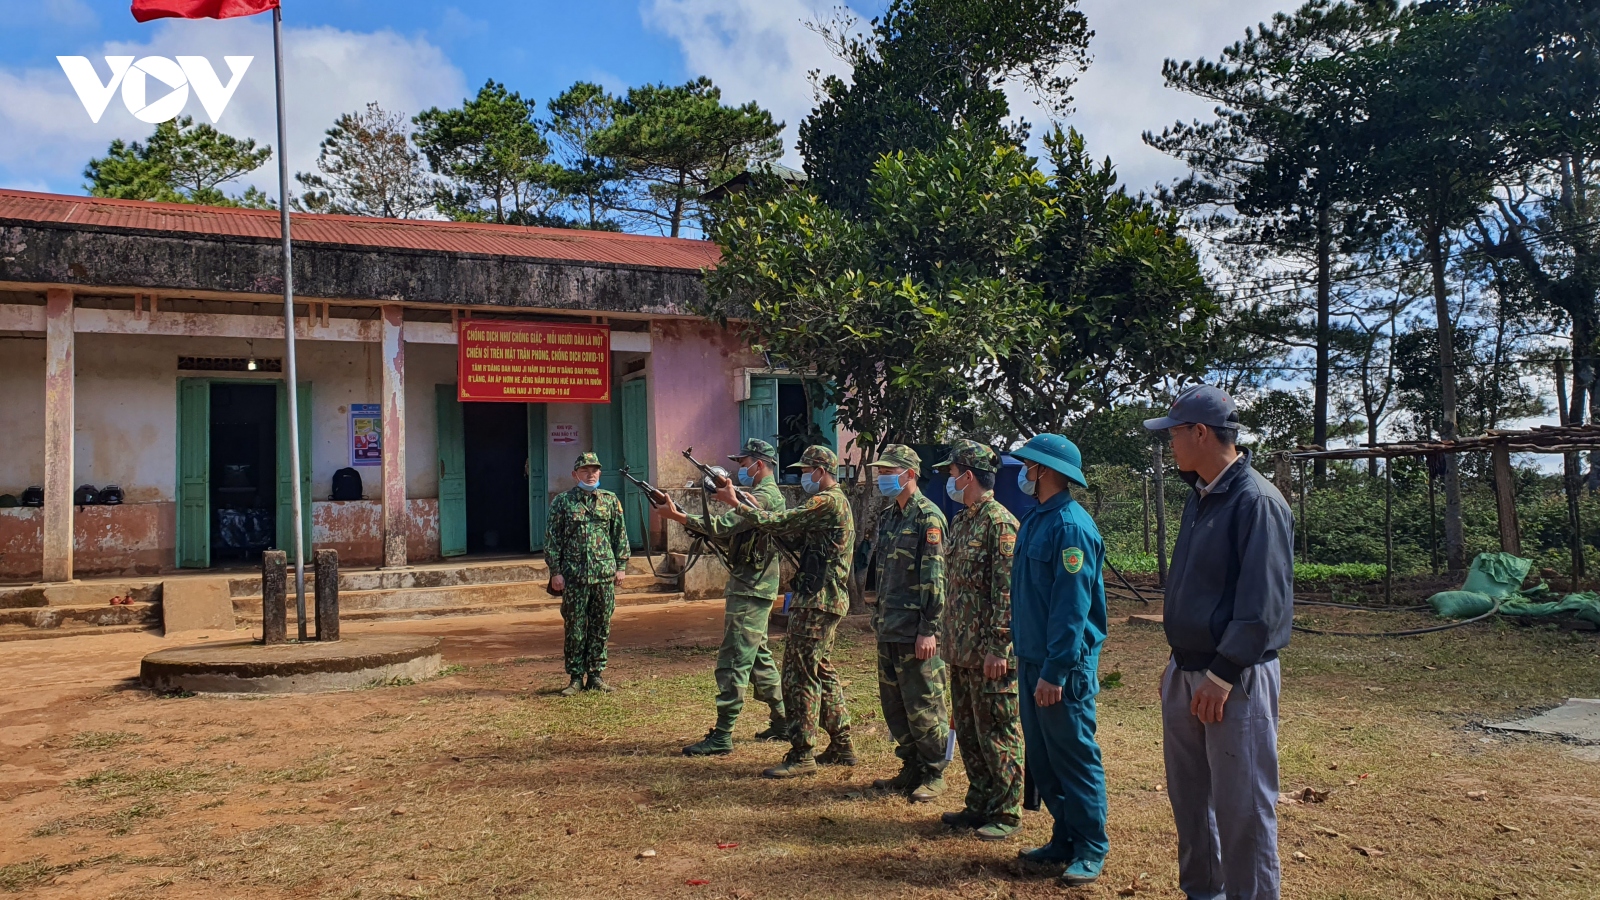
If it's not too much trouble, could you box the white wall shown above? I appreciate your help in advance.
[0,336,46,495]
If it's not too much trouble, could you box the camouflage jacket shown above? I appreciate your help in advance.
[735,483,855,617]
[546,486,629,583]
[682,474,786,600]
[872,489,948,642]
[942,492,1019,668]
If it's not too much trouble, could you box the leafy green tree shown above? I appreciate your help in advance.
[544,82,624,231]
[592,77,782,237]
[799,0,1091,217]
[84,116,272,208]
[295,103,434,218]
[413,80,560,225]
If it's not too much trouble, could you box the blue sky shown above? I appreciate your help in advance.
[0,0,1296,201]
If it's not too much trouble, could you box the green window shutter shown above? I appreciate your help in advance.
[435,385,467,557]
[275,382,313,564]
[527,403,548,551]
[619,378,649,549]
[176,379,210,569]
[810,384,838,450]
[741,376,778,448]
[592,393,623,502]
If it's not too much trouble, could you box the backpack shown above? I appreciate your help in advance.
[331,467,363,501]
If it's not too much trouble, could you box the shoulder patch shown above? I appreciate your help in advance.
[1062,547,1085,574]
[998,533,1016,558]
[925,525,942,546]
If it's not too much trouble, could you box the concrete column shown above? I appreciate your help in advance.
[380,305,408,568]
[42,289,74,583]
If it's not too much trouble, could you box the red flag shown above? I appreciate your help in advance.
[132,0,280,22]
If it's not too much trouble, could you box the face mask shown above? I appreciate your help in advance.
[737,466,754,487]
[576,479,598,492]
[945,475,966,504]
[876,471,903,497]
[1018,466,1038,497]
[801,471,822,494]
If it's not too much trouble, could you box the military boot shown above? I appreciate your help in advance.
[753,718,789,742]
[558,676,584,697]
[871,759,920,793]
[941,809,986,829]
[975,818,1021,841]
[682,728,733,757]
[815,731,857,767]
[761,750,818,779]
[909,769,946,803]
[585,673,614,693]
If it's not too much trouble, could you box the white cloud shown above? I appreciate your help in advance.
[643,0,1296,191]
[0,17,466,198]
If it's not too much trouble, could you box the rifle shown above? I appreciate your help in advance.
[681,447,757,508]
[619,465,669,508]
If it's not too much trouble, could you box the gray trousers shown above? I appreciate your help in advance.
[1161,658,1281,900]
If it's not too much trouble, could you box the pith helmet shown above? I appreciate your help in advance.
[1012,434,1087,488]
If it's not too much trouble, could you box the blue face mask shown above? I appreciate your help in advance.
[946,475,966,504]
[737,466,754,487]
[800,471,822,495]
[576,479,599,492]
[876,472,904,497]
[1018,466,1038,497]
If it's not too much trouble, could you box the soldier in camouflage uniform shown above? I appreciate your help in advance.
[546,451,630,696]
[934,439,1024,840]
[866,444,951,803]
[717,444,856,778]
[657,438,789,756]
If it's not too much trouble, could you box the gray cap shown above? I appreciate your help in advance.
[1144,385,1240,431]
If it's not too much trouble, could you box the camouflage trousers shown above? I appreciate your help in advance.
[878,641,950,772]
[950,663,1024,823]
[782,607,851,757]
[714,593,785,732]
[560,580,615,677]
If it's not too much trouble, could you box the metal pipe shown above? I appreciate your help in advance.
[273,8,307,640]
[1384,456,1393,605]
[1152,441,1168,587]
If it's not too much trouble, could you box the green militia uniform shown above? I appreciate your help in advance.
[736,467,855,761]
[872,484,951,779]
[944,488,1023,826]
[681,472,787,734]
[546,485,629,678]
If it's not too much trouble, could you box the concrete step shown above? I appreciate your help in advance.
[0,623,159,643]
[0,601,160,631]
[0,581,161,610]
[230,574,679,621]
[234,587,691,629]
[223,555,660,598]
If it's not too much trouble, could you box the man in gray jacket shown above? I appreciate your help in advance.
[1145,386,1294,900]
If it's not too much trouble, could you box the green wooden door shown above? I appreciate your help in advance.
[275,382,313,564]
[436,385,467,557]
[527,403,549,551]
[740,376,779,449]
[176,379,210,568]
[619,379,649,549]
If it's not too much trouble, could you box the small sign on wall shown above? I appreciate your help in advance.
[350,404,381,467]
[550,422,580,446]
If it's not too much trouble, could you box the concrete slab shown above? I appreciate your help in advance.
[139,633,442,694]
[160,576,236,634]
[1127,614,1165,626]
[1487,698,1600,743]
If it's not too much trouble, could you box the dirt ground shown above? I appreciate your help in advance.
[1,598,1597,899]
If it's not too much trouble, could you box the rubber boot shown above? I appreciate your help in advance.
[871,759,920,793]
[816,731,858,767]
[682,728,734,757]
[909,769,945,803]
[761,750,818,779]
[558,676,584,697]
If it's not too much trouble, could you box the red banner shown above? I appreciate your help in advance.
[457,321,610,403]
[132,0,279,22]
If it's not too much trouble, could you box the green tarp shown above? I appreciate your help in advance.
[1428,552,1600,625]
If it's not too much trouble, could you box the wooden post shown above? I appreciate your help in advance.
[1141,475,1151,554]
[1152,441,1168,587]
[1298,460,1309,562]
[1384,456,1394,604]
[1428,460,1440,576]
[262,550,288,644]
[1273,451,1293,498]
[42,289,74,583]
[1491,439,1522,555]
[314,548,340,641]
[380,305,408,568]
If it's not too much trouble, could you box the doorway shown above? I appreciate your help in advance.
[209,383,277,562]
[462,401,530,554]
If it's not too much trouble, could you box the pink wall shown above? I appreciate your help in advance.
[0,503,173,581]
[646,319,763,489]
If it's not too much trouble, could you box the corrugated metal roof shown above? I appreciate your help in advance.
[0,189,722,272]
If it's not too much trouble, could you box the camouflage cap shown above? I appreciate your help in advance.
[933,438,1000,473]
[573,451,602,470]
[788,444,840,471]
[866,443,921,470]
[728,437,778,465]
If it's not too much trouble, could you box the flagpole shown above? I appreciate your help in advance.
[272,5,307,640]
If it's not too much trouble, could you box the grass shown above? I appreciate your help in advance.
[67,731,146,751]
[4,612,1597,899]
[1108,552,1394,587]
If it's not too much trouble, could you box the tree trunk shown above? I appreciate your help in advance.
[1313,201,1332,483]
[1429,225,1465,571]
[670,168,686,238]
